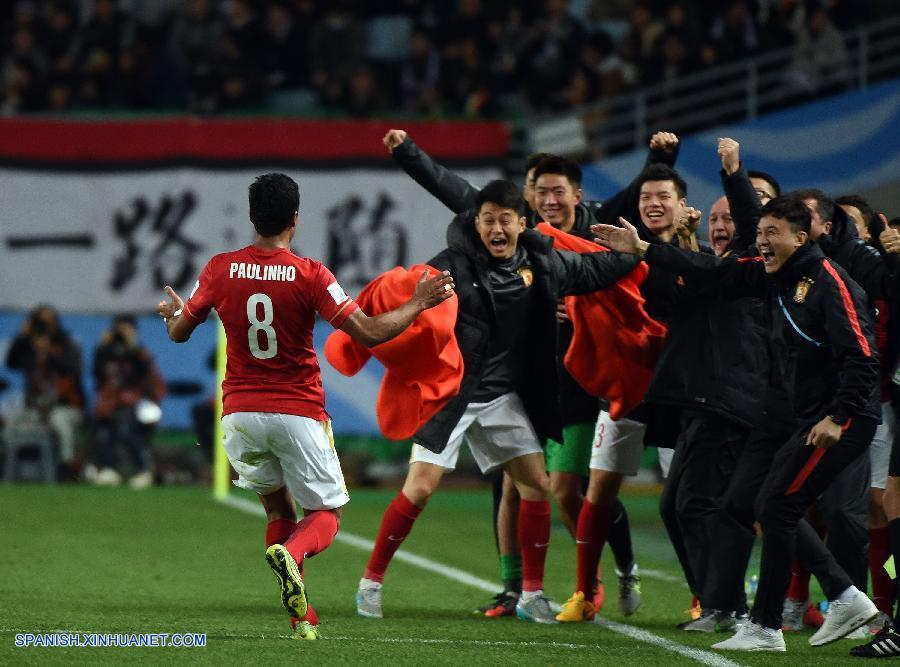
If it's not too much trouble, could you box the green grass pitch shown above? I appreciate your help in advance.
[0,483,864,665]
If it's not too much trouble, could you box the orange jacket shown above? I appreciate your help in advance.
[324,265,463,440]
[536,223,667,419]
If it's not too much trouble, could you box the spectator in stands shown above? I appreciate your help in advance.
[441,37,495,117]
[792,7,849,95]
[710,0,758,63]
[75,0,134,107]
[342,65,390,118]
[580,28,634,96]
[517,0,586,110]
[6,305,85,480]
[264,1,309,90]
[308,5,366,110]
[216,33,265,111]
[400,29,441,114]
[89,315,166,489]
[167,0,226,113]
[617,2,663,84]
[224,0,266,74]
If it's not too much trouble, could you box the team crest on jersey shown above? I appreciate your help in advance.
[793,277,814,303]
[517,266,534,287]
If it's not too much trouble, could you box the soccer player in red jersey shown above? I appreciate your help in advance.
[156,173,454,638]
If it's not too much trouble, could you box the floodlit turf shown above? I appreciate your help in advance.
[0,483,862,665]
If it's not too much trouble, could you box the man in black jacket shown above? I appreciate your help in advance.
[356,180,639,624]
[595,196,881,652]
[780,189,899,629]
[381,128,675,615]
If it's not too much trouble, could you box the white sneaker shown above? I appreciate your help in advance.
[356,578,383,619]
[515,590,558,624]
[616,564,642,616]
[809,590,878,646]
[712,620,786,652]
[128,470,153,490]
[93,467,122,486]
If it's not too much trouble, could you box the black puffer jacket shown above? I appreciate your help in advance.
[644,241,881,425]
[817,205,900,301]
[643,188,769,429]
[413,213,640,453]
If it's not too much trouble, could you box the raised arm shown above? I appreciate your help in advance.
[338,269,455,348]
[718,138,762,254]
[591,131,680,227]
[386,129,480,214]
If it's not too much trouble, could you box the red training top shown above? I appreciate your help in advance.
[182,246,359,419]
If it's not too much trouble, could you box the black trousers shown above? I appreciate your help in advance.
[822,453,870,591]
[705,418,871,613]
[660,412,745,599]
[703,422,782,611]
[751,417,877,629]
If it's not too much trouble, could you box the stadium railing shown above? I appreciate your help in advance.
[527,15,900,159]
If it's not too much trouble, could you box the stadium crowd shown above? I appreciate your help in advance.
[0,0,886,117]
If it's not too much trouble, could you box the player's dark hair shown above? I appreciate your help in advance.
[525,152,554,173]
[249,173,299,237]
[835,194,876,228]
[532,155,582,189]
[748,170,781,198]
[476,180,526,216]
[637,163,687,198]
[790,188,834,223]
[761,196,812,234]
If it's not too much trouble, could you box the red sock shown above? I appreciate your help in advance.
[576,499,611,596]
[364,492,422,583]
[284,510,339,566]
[265,519,298,548]
[519,499,551,592]
[787,561,811,601]
[870,527,894,615]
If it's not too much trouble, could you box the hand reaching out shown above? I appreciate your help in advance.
[412,270,455,309]
[157,286,184,320]
[592,218,646,255]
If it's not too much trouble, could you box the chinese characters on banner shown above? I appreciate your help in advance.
[0,167,497,313]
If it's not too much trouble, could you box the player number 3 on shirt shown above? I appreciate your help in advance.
[247,293,278,360]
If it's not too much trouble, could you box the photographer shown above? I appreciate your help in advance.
[90,315,166,488]
[6,305,85,480]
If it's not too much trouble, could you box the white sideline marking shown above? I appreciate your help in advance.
[217,495,742,667]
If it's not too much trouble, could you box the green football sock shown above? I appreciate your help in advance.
[500,554,522,594]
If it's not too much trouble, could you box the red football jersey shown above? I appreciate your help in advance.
[182,245,359,419]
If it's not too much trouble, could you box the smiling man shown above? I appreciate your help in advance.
[594,196,881,652]
[707,196,735,257]
[356,180,639,624]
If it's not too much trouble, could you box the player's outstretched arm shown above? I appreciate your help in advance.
[339,270,455,348]
[157,286,198,343]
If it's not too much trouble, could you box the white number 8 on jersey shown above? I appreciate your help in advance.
[247,293,277,359]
